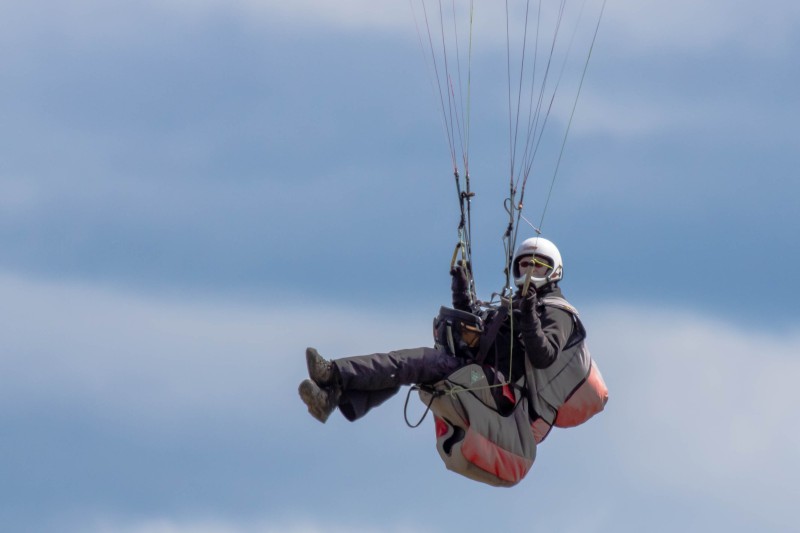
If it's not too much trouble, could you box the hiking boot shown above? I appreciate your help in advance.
[298,379,341,423]
[306,347,338,387]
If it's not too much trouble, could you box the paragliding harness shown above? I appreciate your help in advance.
[527,295,608,442]
[406,304,538,487]
[407,296,608,487]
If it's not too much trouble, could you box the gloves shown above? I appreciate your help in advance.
[519,283,537,315]
[450,262,472,311]
[450,263,469,294]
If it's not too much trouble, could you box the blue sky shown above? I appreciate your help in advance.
[1,1,799,532]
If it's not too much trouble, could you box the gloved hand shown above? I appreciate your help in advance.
[450,262,469,294]
[519,282,537,315]
[450,262,472,311]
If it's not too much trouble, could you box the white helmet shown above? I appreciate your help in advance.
[512,237,563,289]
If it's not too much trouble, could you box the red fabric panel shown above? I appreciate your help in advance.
[434,415,449,438]
[501,383,515,404]
[554,361,609,428]
[531,418,552,444]
[461,427,533,483]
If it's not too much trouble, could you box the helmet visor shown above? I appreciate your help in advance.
[517,254,554,277]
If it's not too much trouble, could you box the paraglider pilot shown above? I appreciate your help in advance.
[298,237,577,423]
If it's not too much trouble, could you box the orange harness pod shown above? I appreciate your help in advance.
[528,296,608,443]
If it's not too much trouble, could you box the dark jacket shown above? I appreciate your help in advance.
[451,280,596,431]
[452,283,575,387]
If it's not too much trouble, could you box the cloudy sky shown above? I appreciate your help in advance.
[2,1,799,532]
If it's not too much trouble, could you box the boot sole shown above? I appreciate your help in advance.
[298,379,332,423]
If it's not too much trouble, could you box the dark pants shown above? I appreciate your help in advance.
[333,347,463,421]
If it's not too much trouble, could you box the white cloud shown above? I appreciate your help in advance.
[4,0,793,148]
[235,0,411,32]
[603,0,800,53]
[0,272,432,426]
[166,0,800,55]
[585,303,800,526]
[568,90,681,137]
[4,0,799,56]
[2,273,797,529]
[88,518,429,533]
[179,0,800,56]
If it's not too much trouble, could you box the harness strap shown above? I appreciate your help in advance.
[475,305,509,365]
